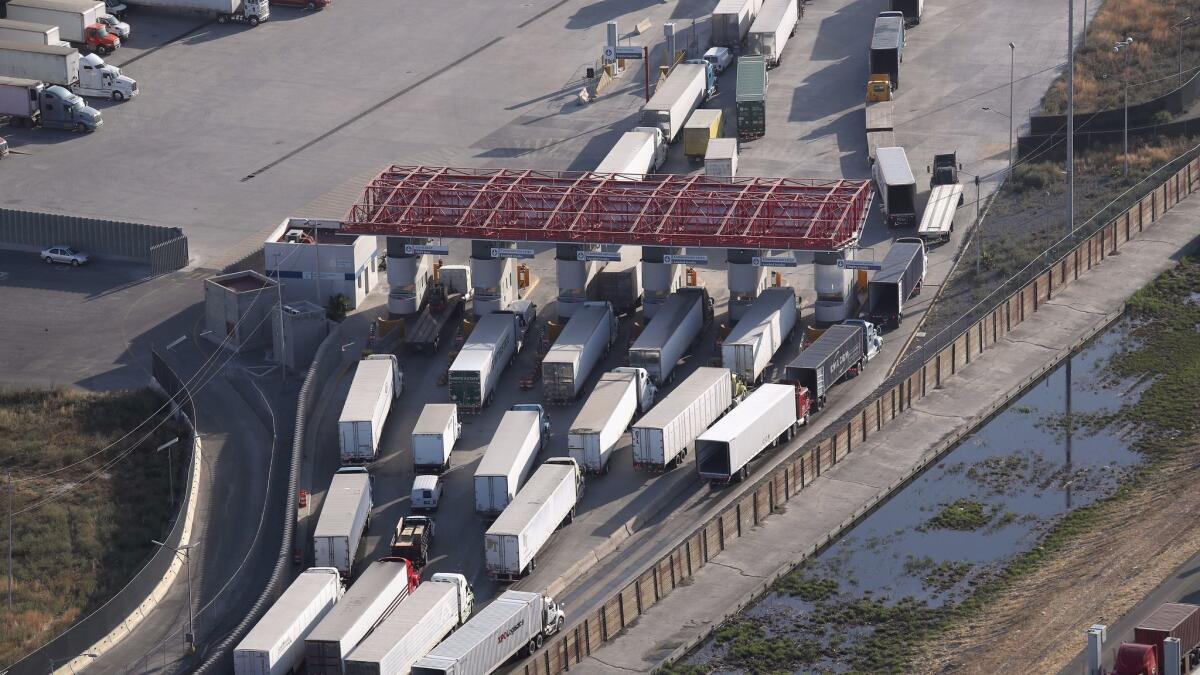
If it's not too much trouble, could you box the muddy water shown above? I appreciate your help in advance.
[686,319,1147,673]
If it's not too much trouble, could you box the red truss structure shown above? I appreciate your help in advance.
[342,166,873,251]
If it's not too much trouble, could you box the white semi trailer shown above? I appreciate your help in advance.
[484,458,584,580]
[720,287,797,384]
[696,383,798,483]
[631,367,735,471]
[412,591,565,674]
[473,410,544,517]
[542,301,616,405]
[233,567,343,675]
[312,467,372,577]
[593,127,667,179]
[338,354,402,464]
[568,367,655,474]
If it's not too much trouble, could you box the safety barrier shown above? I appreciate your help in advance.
[0,207,188,271]
[514,156,1200,675]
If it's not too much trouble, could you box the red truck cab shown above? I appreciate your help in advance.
[776,379,813,426]
[1113,643,1157,675]
[379,556,422,592]
[85,23,120,54]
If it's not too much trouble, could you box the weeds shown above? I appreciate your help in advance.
[920,499,992,531]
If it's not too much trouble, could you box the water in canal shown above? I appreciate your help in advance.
[683,319,1148,674]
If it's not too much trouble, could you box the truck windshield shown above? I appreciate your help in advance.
[94,25,110,37]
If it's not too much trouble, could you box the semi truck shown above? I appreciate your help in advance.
[916,184,963,244]
[338,354,402,464]
[866,237,926,329]
[870,11,905,89]
[411,591,565,674]
[705,138,739,180]
[873,146,917,227]
[313,467,372,577]
[631,367,735,471]
[0,75,100,130]
[474,410,544,517]
[0,19,65,45]
[736,55,767,141]
[721,287,797,385]
[0,43,136,100]
[304,558,421,675]
[682,108,722,160]
[593,127,667,179]
[783,323,869,411]
[593,259,642,313]
[390,516,435,569]
[124,0,268,25]
[542,301,616,404]
[484,458,584,580]
[448,312,518,412]
[747,0,799,68]
[641,61,715,143]
[4,0,120,53]
[697,383,798,483]
[711,0,762,47]
[343,573,474,675]
[404,287,464,353]
[411,403,460,473]
[233,567,343,675]
[1112,603,1200,675]
[629,287,711,385]
[890,0,923,26]
[568,368,656,474]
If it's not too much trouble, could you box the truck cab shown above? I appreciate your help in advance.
[75,53,136,100]
[613,366,658,412]
[540,596,566,641]
[1113,643,1157,675]
[40,85,101,131]
[632,125,668,171]
[83,23,119,54]
[683,58,718,99]
[511,403,551,445]
[866,73,893,102]
[430,572,475,625]
[928,152,966,204]
[544,456,585,500]
[841,319,883,362]
[390,516,435,568]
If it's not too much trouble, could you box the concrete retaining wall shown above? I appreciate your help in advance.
[0,207,189,273]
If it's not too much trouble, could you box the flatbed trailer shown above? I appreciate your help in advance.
[405,289,464,353]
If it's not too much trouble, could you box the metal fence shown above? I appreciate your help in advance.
[0,207,189,271]
[512,156,1200,675]
[4,350,197,675]
[1028,69,1200,135]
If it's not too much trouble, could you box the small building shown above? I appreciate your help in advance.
[272,300,329,372]
[263,218,381,309]
[203,270,277,353]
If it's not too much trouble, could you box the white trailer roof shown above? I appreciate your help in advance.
[307,561,408,642]
[450,313,512,373]
[918,184,963,237]
[713,0,749,12]
[475,411,539,476]
[0,18,57,32]
[486,463,574,535]
[0,39,73,55]
[646,63,704,110]
[544,302,608,366]
[705,138,737,161]
[725,287,793,346]
[312,473,369,538]
[632,291,697,350]
[237,567,341,651]
[698,384,792,442]
[571,372,633,433]
[636,367,729,429]
[750,0,792,33]
[6,0,94,11]
[594,131,653,175]
[339,359,393,424]
[419,591,539,661]
[413,403,456,435]
[344,581,451,662]
[875,147,915,186]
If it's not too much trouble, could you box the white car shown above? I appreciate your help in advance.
[411,474,443,511]
[41,246,89,266]
[703,47,733,75]
[97,14,130,40]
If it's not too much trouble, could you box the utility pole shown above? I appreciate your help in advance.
[1114,37,1135,178]
[1009,42,1016,174]
[1175,18,1192,87]
[7,474,13,612]
[1067,0,1076,235]
[975,175,982,275]
[152,541,197,654]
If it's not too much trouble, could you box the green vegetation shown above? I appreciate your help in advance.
[920,499,992,531]
[905,556,974,593]
[775,570,839,602]
[0,388,185,668]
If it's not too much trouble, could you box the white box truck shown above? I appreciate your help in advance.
[474,410,543,517]
[343,573,474,675]
[485,458,584,580]
[697,383,797,483]
[448,312,517,412]
[641,62,711,143]
[411,403,460,473]
[568,368,655,474]
[592,127,667,179]
[233,567,343,675]
[0,19,65,45]
[748,0,799,68]
[124,0,267,25]
[721,287,797,384]
[0,43,136,99]
[4,0,120,53]
[629,287,709,385]
[542,301,616,405]
[338,354,402,464]
[631,367,734,471]
[313,467,372,577]
[711,0,763,46]
[412,591,565,674]
[705,138,739,181]
[304,558,421,675]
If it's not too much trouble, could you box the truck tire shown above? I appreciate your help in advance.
[217,14,227,22]
[112,91,124,101]
[556,616,564,633]
[74,123,84,132]
[249,15,260,25]
[97,45,110,55]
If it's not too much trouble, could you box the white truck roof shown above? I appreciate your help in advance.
[413,403,456,435]
[571,372,633,433]
[236,567,341,651]
[486,462,575,535]
[312,472,369,538]
[875,147,915,186]
[338,358,394,424]
[636,367,729,430]
[475,411,539,477]
[918,183,963,238]
[449,313,512,373]
[698,383,792,442]
[725,287,794,346]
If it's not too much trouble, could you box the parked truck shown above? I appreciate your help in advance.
[0,43,136,99]
[593,127,667,179]
[412,591,565,674]
[1112,603,1200,675]
[632,367,735,471]
[313,467,372,577]
[484,458,584,581]
[682,108,722,160]
[705,138,739,180]
[629,287,711,385]
[711,0,762,46]
[870,11,905,89]
[568,368,656,474]
[873,146,917,227]
[338,354,402,464]
[124,0,268,25]
[0,19,65,45]
[4,0,120,53]
[542,301,616,404]
[736,54,768,141]
[233,567,343,675]
[390,516,435,569]
[474,409,544,517]
[866,237,926,329]
[304,558,421,675]
[697,383,798,483]
[747,0,799,68]
[343,573,474,675]
[784,323,868,411]
[0,75,100,130]
[890,0,923,26]
[448,312,518,412]
[593,259,642,313]
[721,287,797,385]
[411,403,460,473]
[404,286,464,353]
[916,183,963,244]
[641,61,714,143]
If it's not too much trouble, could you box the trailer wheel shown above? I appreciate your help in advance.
[249,15,260,26]
[97,45,110,55]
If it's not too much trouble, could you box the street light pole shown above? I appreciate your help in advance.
[1114,37,1135,178]
[152,540,197,654]
[1009,42,1016,174]
[1067,0,1075,234]
[1175,17,1192,87]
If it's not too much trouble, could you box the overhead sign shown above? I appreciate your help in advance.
[404,244,450,256]
[752,256,797,268]
[577,250,622,262]
[662,254,708,265]
[613,45,645,59]
[491,247,535,259]
[837,259,883,271]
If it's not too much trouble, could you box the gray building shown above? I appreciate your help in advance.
[264,218,382,309]
[203,270,277,353]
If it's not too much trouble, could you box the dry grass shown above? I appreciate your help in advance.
[1042,0,1200,113]
[0,388,184,669]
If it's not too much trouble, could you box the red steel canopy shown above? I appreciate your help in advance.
[342,166,873,251]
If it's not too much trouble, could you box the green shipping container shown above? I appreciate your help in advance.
[736,55,767,141]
